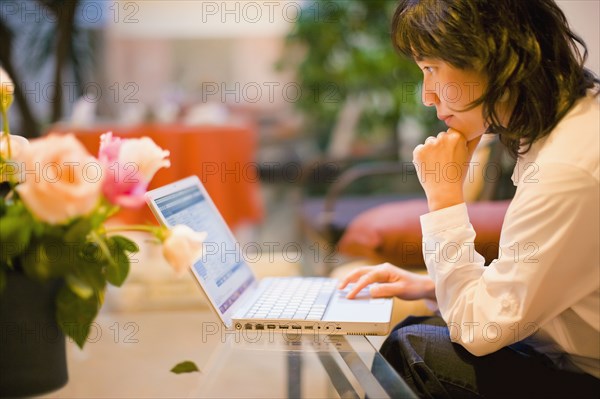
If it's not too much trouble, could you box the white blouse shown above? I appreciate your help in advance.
[420,93,600,378]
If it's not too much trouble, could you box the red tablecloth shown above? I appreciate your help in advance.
[46,123,264,229]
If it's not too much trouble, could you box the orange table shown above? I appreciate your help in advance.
[46,123,264,229]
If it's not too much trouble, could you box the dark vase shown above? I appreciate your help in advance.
[0,271,68,397]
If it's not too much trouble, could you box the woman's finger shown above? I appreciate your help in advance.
[346,269,387,299]
[338,266,375,290]
[369,281,408,298]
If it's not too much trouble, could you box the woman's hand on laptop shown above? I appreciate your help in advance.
[338,263,436,301]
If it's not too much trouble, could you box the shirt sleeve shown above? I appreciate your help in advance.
[420,163,600,356]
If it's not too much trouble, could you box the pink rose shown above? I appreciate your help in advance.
[99,133,170,208]
[98,131,121,164]
[162,225,207,275]
[118,137,171,182]
[15,133,103,224]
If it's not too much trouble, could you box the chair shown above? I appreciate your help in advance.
[299,134,516,275]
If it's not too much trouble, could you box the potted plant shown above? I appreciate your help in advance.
[278,0,440,156]
[0,68,206,396]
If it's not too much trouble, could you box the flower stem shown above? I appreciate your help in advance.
[104,224,166,240]
[89,230,117,268]
[1,109,11,160]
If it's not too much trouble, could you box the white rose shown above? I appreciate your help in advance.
[162,225,207,275]
[0,134,29,160]
[0,134,30,182]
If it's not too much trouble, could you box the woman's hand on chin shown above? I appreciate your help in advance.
[413,128,482,212]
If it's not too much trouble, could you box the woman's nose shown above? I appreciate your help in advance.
[422,84,439,107]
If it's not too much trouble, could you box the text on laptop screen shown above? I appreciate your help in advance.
[154,186,255,315]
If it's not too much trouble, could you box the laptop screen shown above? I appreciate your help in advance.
[153,184,256,317]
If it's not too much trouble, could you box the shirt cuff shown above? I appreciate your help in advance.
[420,202,470,236]
[423,299,441,315]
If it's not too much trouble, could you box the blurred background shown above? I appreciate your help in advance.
[1,0,598,307]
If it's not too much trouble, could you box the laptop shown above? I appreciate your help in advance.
[145,176,393,335]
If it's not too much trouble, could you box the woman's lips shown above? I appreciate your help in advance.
[438,115,453,125]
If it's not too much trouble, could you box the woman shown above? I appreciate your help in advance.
[339,0,599,397]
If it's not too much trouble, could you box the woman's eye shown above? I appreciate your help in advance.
[422,66,434,74]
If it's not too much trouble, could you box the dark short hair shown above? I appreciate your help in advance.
[391,0,599,157]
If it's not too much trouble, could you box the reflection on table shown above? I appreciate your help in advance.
[47,123,264,230]
[48,309,415,398]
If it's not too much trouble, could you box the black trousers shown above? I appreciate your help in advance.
[377,316,600,398]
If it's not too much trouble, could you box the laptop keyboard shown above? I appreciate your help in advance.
[244,277,337,320]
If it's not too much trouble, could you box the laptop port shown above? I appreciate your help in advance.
[336,327,342,330]
[305,326,314,330]
[267,324,276,329]
[291,325,301,330]
[279,325,289,329]
[244,323,253,330]
[255,324,265,330]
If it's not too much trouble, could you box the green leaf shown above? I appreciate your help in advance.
[89,208,109,229]
[106,241,129,287]
[111,235,139,253]
[170,361,200,374]
[0,195,7,216]
[105,236,138,287]
[64,218,93,244]
[20,241,52,280]
[66,274,93,299]
[21,238,71,280]
[0,214,32,263]
[56,285,100,349]
[106,252,129,286]
[0,268,5,293]
[76,253,107,293]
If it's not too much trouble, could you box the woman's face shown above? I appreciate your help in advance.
[415,58,503,141]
